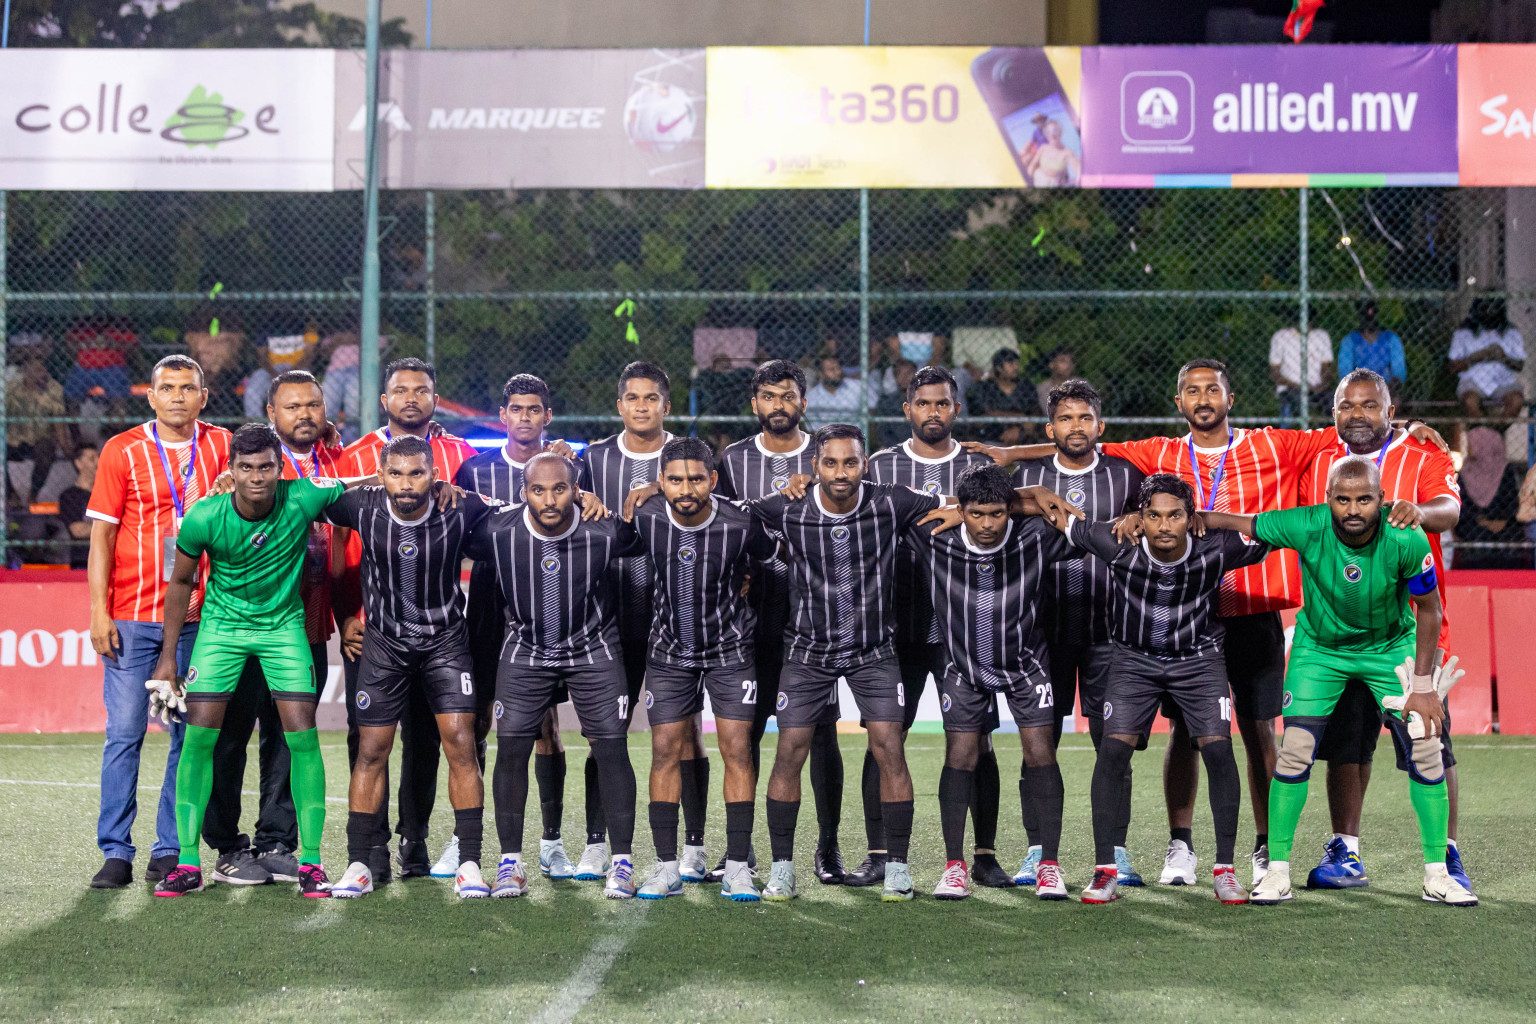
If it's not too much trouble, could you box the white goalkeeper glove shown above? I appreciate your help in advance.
[1383,655,1463,739]
[145,675,187,726]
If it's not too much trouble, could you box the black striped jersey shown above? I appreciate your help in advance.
[454,445,533,638]
[867,439,998,645]
[715,431,816,641]
[621,495,777,668]
[323,489,500,640]
[578,432,674,642]
[1015,453,1145,647]
[906,515,1077,692]
[1065,519,1271,660]
[466,505,643,667]
[746,482,943,667]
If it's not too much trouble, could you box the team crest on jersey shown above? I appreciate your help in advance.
[978,562,995,575]
[356,690,371,710]
[772,476,789,491]
[541,555,561,573]
[941,692,952,713]
[922,481,942,495]
[398,541,418,558]
[831,526,850,541]
[1103,700,1113,718]
[678,547,697,565]
[1066,487,1086,506]
[776,692,788,711]
[645,691,654,709]
[1282,691,1293,709]
[493,700,504,720]
[187,667,198,683]
[1343,563,1362,583]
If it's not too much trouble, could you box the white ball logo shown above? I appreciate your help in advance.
[624,84,696,153]
[1136,87,1180,129]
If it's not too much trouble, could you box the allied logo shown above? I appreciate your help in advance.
[1120,71,1195,145]
[398,541,418,558]
[678,547,697,565]
[830,526,850,541]
[250,531,268,548]
[541,556,561,573]
[1103,700,1113,718]
[1343,563,1362,583]
[493,700,504,720]
[1066,487,1087,507]
[1282,691,1293,709]
[356,690,371,710]
[941,692,953,713]
[775,691,788,711]
[1136,86,1181,129]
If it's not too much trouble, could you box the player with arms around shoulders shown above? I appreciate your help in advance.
[1203,456,1474,907]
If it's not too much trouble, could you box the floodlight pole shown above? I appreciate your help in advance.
[359,0,383,434]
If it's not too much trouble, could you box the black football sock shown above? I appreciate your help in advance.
[809,721,844,848]
[454,807,484,866]
[1091,719,1133,849]
[861,749,885,853]
[584,754,605,845]
[1171,826,1194,850]
[970,747,1000,853]
[347,810,375,867]
[590,738,636,858]
[938,767,974,863]
[492,736,536,856]
[1024,763,1066,862]
[1018,759,1039,846]
[725,801,754,862]
[534,751,565,842]
[1254,832,1269,852]
[679,757,709,847]
[1092,738,1135,865]
[1199,739,1240,865]
[882,800,915,864]
[766,798,800,863]
[649,800,679,863]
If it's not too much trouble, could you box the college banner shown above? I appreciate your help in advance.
[704,47,1083,188]
[1080,45,1459,186]
[1457,44,1536,187]
[334,49,704,190]
[0,49,335,191]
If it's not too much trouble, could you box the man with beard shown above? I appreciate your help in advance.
[1202,458,1474,907]
[336,358,475,880]
[713,360,846,884]
[863,366,1007,890]
[1298,369,1468,896]
[1013,379,1145,889]
[200,370,345,886]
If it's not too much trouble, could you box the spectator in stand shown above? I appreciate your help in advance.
[804,354,867,427]
[57,442,99,569]
[695,352,755,450]
[1517,459,1536,569]
[1337,300,1407,396]
[184,308,250,421]
[873,358,918,449]
[321,334,362,443]
[243,326,320,422]
[927,334,975,406]
[6,348,74,504]
[1034,346,1076,416]
[1449,299,1526,421]
[64,318,136,416]
[1454,426,1527,570]
[1269,321,1334,421]
[971,347,1035,444]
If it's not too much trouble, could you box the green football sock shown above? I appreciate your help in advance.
[1266,777,1310,864]
[1409,779,1450,865]
[285,727,327,865]
[174,724,221,869]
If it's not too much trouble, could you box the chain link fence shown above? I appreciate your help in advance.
[5,185,1535,564]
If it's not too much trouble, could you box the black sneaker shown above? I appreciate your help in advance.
[814,843,847,885]
[971,854,1017,889]
[90,857,133,889]
[145,854,179,884]
[213,848,273,886]
[843,853,887,887]
[255,848,301,883]
[398,838,432,878]
[703,853,727,884]
[298,863,333,898]
[368,844,393,886]
[153,865,205,897]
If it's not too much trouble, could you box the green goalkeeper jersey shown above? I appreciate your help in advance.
[176,477,345,633]
[1252,503,1438,654]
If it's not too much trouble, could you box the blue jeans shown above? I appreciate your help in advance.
[97,619,198,862]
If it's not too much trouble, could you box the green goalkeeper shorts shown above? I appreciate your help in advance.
[185,625,317,702]
[1281,641,1415,719]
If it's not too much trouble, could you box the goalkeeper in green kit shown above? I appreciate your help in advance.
[1199,455,1475,908]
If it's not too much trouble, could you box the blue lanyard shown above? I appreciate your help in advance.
[281,443,314,479]
[1373,436,1393,469]
[151,422,199,520]
[1187,429,1234,512]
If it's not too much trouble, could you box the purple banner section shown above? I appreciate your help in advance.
[1081,45,1458,180]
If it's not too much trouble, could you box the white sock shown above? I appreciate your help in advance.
[501,852,521,863]
[1448,838,1459,850]
[1336,833,1360,855]
[1214,863,1234,871]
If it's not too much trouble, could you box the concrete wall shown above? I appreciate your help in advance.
[302,0,1048,47]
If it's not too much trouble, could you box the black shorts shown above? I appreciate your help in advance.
[938,671,1052,733]
[1317,677,1384,765]
[646,660,758,725]
[1220,612,1286,720]
[777,656,903,730]
[894,642,948,732]
[620,638,648,708]
[494,658,630,741]
[354,627,476,727]
[1048,640,1115,722]
[755,641,839,728]
[1105,643,1232,742]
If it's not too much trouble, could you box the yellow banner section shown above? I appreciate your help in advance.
[705,47,1082,189]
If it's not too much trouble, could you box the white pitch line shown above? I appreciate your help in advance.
[525,906,647,1024]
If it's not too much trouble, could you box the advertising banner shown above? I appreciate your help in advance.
[704,46,1083,188]
[1079,45,1460,186]
[334,49,704,190]
[1457,44,1536,187]
[0,579,105,732]
[0,49,335,191]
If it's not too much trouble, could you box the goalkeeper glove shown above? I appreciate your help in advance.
[1383,655,1463,739]
[145,675,187,726]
